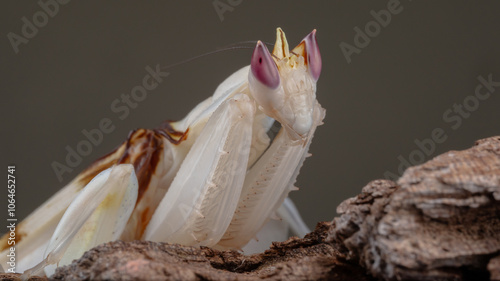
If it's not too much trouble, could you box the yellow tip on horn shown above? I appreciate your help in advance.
[272,27,290,60]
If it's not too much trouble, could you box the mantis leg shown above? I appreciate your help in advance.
[143,93,255,247]
[277,197,311,237]
[0,143,127,274]
[22,164,138,277]
[238,197,311,254]
[217,102,325,249]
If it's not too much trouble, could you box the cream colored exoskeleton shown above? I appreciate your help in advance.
[0,28,325,277]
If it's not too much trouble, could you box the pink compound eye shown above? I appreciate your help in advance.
[251,41,280,89]
[303,30,322,81]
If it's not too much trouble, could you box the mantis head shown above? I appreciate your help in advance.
[249,28,322,141]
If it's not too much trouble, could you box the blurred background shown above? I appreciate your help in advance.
[1,1,499,234]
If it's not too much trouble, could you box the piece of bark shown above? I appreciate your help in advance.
[49,222,370,281]
[0,273,47,281]
[331,136,500,280]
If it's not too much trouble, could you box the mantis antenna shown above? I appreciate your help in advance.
[160,41,274,70]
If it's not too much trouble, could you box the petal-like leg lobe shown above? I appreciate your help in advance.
[22,164,138,277]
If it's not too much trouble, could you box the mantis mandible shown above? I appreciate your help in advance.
[0,28,325,277]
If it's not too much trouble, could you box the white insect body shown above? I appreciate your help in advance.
[0,28,325,277]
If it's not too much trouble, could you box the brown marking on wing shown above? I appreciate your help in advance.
[118,125,191,239]
[70,126,188,226]
[7,123,191,249]
[71,128,168,205]
[158,120,189,144]
[118,129,164,203]
[63,122,188,203]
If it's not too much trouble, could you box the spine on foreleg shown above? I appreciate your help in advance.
[217,129,306,249]
[231,140,288,225]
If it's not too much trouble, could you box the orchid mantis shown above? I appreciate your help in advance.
[0,28,325,277]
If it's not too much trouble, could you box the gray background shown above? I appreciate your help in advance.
[1,1,499,235]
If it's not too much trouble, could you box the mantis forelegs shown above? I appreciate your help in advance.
[217,102,325,249]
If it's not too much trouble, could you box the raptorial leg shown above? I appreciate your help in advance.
[241,218,288,254]
[277,197,310,237]
[217,103,325,249]
[143,93,255,247]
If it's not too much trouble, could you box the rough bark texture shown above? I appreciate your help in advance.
[331,136,500,280]
[0,273,47,281]
[42,222,367,281]
[1,136,499,281]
